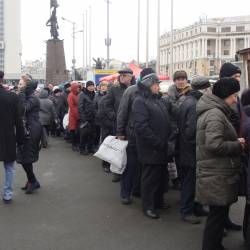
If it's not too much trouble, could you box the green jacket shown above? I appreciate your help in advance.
[196,94,242,206]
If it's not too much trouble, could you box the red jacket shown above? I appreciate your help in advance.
[68,83,80,131]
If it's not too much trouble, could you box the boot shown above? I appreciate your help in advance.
[25,181,41,194]
[21,182,29,190]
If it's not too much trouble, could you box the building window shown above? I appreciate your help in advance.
[195,29,197,34]
[207,27,216,32]
[210,60,215,67]
[207,50,212,56]
[221,27,231,33]
[223,40,230,47]
[236,26,245,32]
[223,50,230,56]
[207,40,211,46]
[186,32,188,37]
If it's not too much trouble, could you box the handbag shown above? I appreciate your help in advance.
[23,110,31,139]
[80,121,92,137]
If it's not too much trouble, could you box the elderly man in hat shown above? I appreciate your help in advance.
[177,76,211,224]
[103,69,134,182]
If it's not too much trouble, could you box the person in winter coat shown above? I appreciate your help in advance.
[50,86,64,137]
[68,82,80,151]
[0,71,25,203]
[17,74,42,194]
[241,89,250,247]
[39,89,58,148]
[94,82,111,172]
[219,63,243,232]
[177,76,211,224]
[165,70,191,191]
[132,72,171,219]
[117,69,156,205]
[78,81,96,155]
[196,78,244,250]
[104,69,134,182]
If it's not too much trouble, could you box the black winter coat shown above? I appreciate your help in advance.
[0,86,25,162]
[116,85,138,145]
[17,83,42,164]
[132,91,171,165]
[78,89,96,123]
[103,82,130,124]
[242,105,250,202]
[50,94,66,121]
[178,90,202,168]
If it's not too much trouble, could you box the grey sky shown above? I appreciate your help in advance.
[21,0,250,69]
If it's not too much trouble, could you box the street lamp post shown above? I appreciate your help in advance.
[170,0,174,78]
[146,0,149,68]
[62,17,83,80]
[137,0,140,65]
[105,0,111,69]
[156,0,160,75]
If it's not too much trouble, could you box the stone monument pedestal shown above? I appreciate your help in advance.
[46,39,68,85]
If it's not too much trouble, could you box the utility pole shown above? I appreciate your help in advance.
[156,0,160,74]
[82,13,85,69]
[137,0,140,65]
[85,10,88,67]
[72,22,76,80]
[146,0,149,68]
[170,0,174,78]
[89,5,92,68]
[105,0,111,69]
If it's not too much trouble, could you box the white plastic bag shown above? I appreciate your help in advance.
[94,136,128,174]
[63,113,69,130]
[168,162,178,180]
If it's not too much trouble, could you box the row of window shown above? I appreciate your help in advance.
[169,25,247,43]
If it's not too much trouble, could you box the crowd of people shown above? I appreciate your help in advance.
[0,61,250,250]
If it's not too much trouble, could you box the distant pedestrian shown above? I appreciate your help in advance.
[78,81,96,155]
[68,81,80,151]
[0,71,25,203]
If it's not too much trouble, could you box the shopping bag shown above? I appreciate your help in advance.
[94,136,128,174]
[63,113,69,130]
[168,162,178,180]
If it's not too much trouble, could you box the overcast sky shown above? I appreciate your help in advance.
[21,0,250,69]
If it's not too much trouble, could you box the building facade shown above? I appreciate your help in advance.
[160,16,250,77]
[22,59,46,82]
[0,0,21,80]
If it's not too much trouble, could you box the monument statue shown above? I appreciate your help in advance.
[46,0,59,40]
[46,0,68,85]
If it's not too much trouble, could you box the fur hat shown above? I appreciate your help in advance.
[173,70,188,81]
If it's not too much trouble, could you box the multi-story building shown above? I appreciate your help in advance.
[0,0,21,80]
[160,16,250,77]
[22,60,46,82]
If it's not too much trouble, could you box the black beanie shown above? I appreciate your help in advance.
[139,68,155,80]
[86,81,95,88]
[212,77,240,100]
[219,63,241,78]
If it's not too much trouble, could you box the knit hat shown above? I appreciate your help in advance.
[118,69,133,77]
[219,63,241,78]
[64,82,71,89]
[191,76,211,90]
[86,80,95,88]
[212,77,240,100]
[139,68,161,89]
[173,70,188,81]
